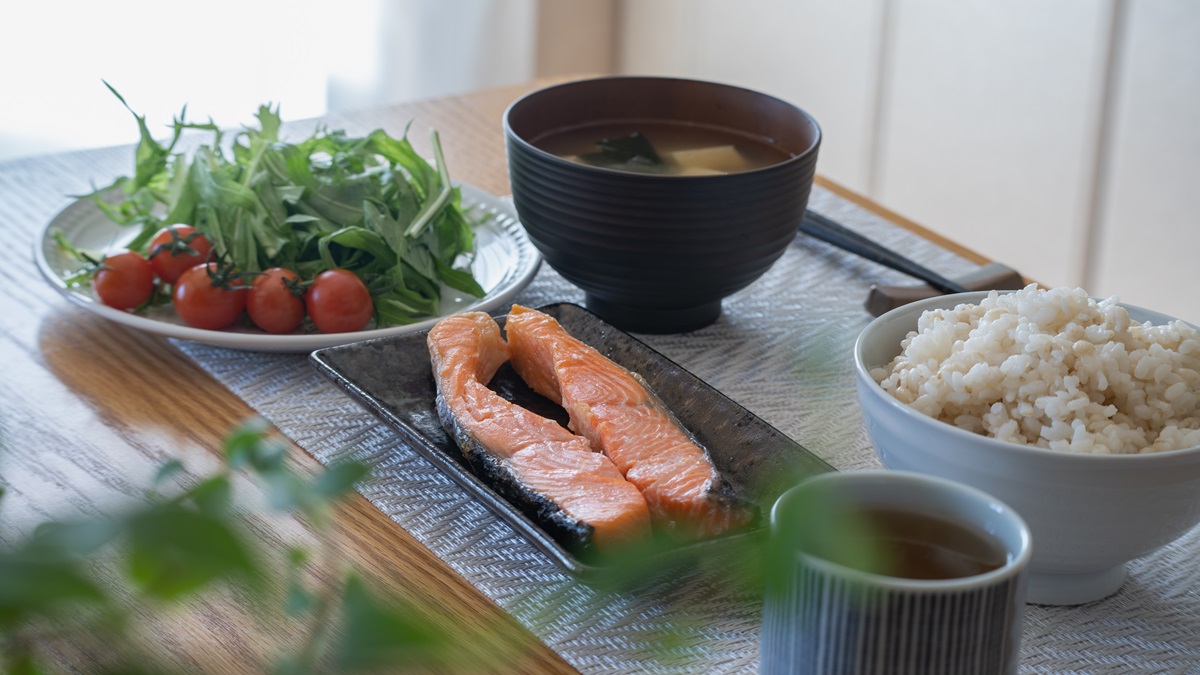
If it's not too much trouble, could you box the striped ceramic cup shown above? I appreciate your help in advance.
[761,470,1032,675]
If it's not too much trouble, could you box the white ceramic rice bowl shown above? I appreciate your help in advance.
[854,291,1200,606]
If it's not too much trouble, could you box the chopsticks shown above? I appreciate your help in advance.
[799,210,970,295]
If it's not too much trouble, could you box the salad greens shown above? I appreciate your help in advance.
[86,84,485,327]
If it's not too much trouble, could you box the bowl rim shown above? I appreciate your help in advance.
[770,469,1033,590]
[853,289,1200,464]
[501,75,822,181]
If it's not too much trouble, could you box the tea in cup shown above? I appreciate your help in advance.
[760,470,1032,675]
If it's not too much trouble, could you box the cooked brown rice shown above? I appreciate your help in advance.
[872,285,1200,454]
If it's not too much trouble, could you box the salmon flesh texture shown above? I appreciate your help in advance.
[427,311,652,553]
[504,304,755,538]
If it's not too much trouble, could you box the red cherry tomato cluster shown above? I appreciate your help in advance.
[93,224,375,334]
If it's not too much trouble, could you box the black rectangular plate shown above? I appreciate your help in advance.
[309,302,834,575]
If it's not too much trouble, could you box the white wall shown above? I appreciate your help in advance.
[0,0,548,161]
[0,0,337,161]
[614,0,1200,323]
[1090,1,1200,310]
[617,0,885,194]
[873,0,1111,292]
[329,0,540,112]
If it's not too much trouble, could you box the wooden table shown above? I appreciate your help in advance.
[0,78,992,673]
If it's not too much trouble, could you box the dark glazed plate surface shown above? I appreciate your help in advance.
[309,302,833,575]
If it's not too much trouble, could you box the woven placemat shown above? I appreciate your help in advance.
[175,186,1200,673]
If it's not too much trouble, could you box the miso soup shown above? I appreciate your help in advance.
[534,121,793,176]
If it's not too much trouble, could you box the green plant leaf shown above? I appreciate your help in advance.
[331,575,454,672]
[153,459,185,486]
[125,504,260,600]
[313,462,369,501]
[28,519,121,559]
[262,470,321,518]
[0,554,108,629]
[373,282,439,326]
[433,256,486,297]
[6,650,47,675]
[255,103,282,142]
[188,475,233,516]
[223,417,287,473]
[103,81,179,191]
[281,547,316,618]
[284,581,316,618]
[316,227,396,272]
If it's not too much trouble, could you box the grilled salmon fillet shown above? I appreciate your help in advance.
[427,311,652,553]
[505,304,755,538]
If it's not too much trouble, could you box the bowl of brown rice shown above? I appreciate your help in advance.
[854,285,1200,605]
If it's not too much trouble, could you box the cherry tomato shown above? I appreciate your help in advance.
[147,224,213,284]
[94,250,155,310]
[247,267,306,334]
[305,269,373,334]
[172,263,247,330]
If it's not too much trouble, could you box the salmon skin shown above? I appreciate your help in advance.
[427,311,652,554]
[505,304,756,538]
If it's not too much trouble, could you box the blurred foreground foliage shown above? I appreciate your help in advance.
[0,418,507,674]
[0,416,823,674]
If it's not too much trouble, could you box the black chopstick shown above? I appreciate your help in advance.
[800,210,970,294]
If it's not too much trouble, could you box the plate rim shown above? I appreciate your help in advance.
[33,184,542,352]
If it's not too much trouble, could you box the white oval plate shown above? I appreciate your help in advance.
[34,184,542,352]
